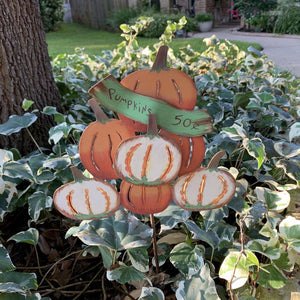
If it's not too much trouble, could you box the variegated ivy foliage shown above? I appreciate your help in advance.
[0,17,299,299]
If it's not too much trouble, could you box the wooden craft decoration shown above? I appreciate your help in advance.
[118,45,198,131]
[79,99,135,180]
[53,166,120,220]
[120,181,172,215]
[114,114,182,185]
[172,151,236,211]
[160,130,206,176]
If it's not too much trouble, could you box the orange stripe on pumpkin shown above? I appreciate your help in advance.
[197,175,207,204]
[180,173,194,203]
[212,175,228,205]
[66,190,77,214]
[97,187,111,211]
[159,145,174,181]
[125,143,142,177]
[84,189,92,213]
[141,144,152,178]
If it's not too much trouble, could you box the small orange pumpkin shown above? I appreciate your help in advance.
[53,166,120,220]
[173,151,236,211]
[120,180,172,214]
[114,114,182,185]
[79,98,135,180]
[118,45,197,131]
[160,130,206,176]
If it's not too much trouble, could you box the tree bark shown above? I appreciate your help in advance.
[0,0,62,154]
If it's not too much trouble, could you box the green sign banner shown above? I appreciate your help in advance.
[89,75,213,137]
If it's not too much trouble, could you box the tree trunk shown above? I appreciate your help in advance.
[0,0,62,154]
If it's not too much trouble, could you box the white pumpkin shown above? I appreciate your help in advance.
[53,167,120,220]
[173,167,236,211]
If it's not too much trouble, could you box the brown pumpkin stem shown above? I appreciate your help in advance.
[151,46,169,72]
[71,166,88,181]
[88,98,109,123]
[147,114,158,136]
[150,214,160,274]
[207,150,226,168]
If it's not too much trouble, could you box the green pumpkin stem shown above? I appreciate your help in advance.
[71,166,88,181]
[88,98,109,123]
[147,114,158,136]
[207,150,226,168]
[151,46,169,72]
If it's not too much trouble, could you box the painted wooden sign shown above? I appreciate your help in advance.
[89,75,213,137]
[53,167,120,220]
[53,46,235,221]
[114,114,182,185]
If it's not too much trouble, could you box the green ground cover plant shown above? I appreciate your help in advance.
[46,22,262,58]
[0,17,299,299]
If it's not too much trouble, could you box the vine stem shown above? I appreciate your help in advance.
[150,214,160,274]
[25,127,42,153]
[228,212,248,300]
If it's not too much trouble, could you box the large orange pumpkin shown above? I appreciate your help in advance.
[79,98,135,180]
[118,45,197,131]
[160,130,206,176]
[114,114,182,185]
[53,166,120,220]
[172,151,236,211]
[120,180,172,214]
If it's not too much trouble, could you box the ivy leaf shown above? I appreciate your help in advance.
[48,122,72,144]
[243,201,267,228]
[139,287,165,300]
[185,220,220,249]
[0,113,37,135]
[43,106,65,123]
[127,247,149,273]
[170,242,204,276]
[43,156,71,170]
[67,210,153,251]
[247,240,281,260]
[201,208,228,230]
[22,99,35,111]
[279,216,300,252]
[28,191,53,222]
[106,262,151,285]
[210,222,237,248]
[256,264,287,289]
[243,137,266,169]
[3,161,34,181]
[8,228,39,246]
[276,159,300,185]
[221,123,247,141]
[274,141,300,158]
[155,202,191,234]
[0,243,15,273]
[176,264,220,300]
[255,187,290,212]
[219,250,258,290]
[0,272,37,291]
[255,92,275,104]
[289,122,300,142]
[227,179,248,213]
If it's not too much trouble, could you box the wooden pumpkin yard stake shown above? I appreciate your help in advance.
[79,99,135,180]
[53,166,120,220]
